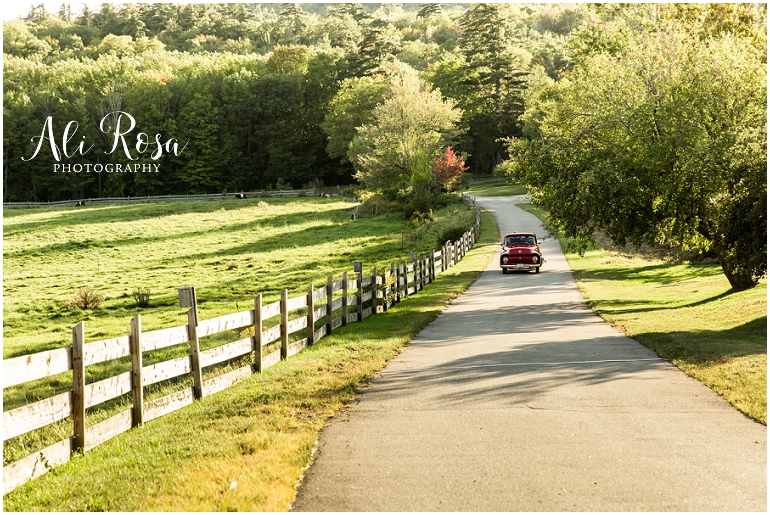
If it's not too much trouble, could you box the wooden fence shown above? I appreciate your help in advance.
[2,194,481,494]
[2,188,317,209]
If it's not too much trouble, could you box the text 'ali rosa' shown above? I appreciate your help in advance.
[21,111,189,163]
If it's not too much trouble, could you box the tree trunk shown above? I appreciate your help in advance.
[718,253,759,290]
[700,220,760,291]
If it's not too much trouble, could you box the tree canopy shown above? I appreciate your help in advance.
[502,6,766,289]
[348,74,461,192]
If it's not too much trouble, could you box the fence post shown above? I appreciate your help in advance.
[326,275,333,335]
[72,322,86,453]
[410,253,418,293]
[187,308,203,399]
[420,254,425,289]
[342,271,348,326]
[384,266,390,311]
[394,262,400,303]
[389,262,395,308]
[254,294,262,373]
[455,241,459,263]
[417,255,422,288]
[307,283,315,345]
[370,267,377,314]
[353,261,363,321]
[402,261,407,297]
[419,255,424,289]
[443,242,448,271]
[431,249,436,282]
[130,315,143,427]
[281,288,288,359]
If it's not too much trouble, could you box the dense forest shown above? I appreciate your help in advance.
[3,3,767,287]
[3,2,581,201]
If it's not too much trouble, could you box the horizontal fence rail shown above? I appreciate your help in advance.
[3,189,317,209]
[2,194,481,494]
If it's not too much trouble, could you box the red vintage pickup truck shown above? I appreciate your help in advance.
[500,232,544,274]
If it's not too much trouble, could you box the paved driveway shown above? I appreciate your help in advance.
[292,196,766,511]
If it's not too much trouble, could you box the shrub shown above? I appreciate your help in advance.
[340,185,360,198]
[69,286,104,310]
[402,180,444,218]
[358,191,399,217]
[133,287,151,307]
[404,211,434,244]
[302,178,324,191]
[379,270,397,306]
[435,225,469,249]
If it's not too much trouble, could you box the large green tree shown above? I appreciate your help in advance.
[348,75,462,192]
[504,29,766,289]
[321,75,390,163]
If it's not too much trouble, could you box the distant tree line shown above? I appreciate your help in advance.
[3,2,581,202]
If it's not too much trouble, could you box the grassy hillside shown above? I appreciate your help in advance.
[2,203,500,511]
[3,196,474,358]
[466,181,528,197]
[3,195,479,469]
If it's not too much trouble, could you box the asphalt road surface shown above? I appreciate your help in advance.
[292,196,766,511]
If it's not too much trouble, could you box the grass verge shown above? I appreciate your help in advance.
[466,181,528,197]
[2,210,499,511]
[518,202,766,424]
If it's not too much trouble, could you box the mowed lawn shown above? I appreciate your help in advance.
[519,203,767,424]
[3,196,474,359]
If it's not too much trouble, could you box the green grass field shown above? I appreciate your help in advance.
[2,201,501,511]
[518,203,767,424]
[3,196,479,466]
[3,196,475,358]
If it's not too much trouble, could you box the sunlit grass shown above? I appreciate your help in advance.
[467,181,528,197]
[2,208,500,511]
[3,196,479,467]
[3,196,474,358]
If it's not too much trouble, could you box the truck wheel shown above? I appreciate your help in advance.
[502,268,507,274]
[535,267,540,274]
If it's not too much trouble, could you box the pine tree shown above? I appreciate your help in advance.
[458,4,528,165]
[417,4,442,19]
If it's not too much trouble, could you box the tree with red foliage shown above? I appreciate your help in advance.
[432,146,469,191]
